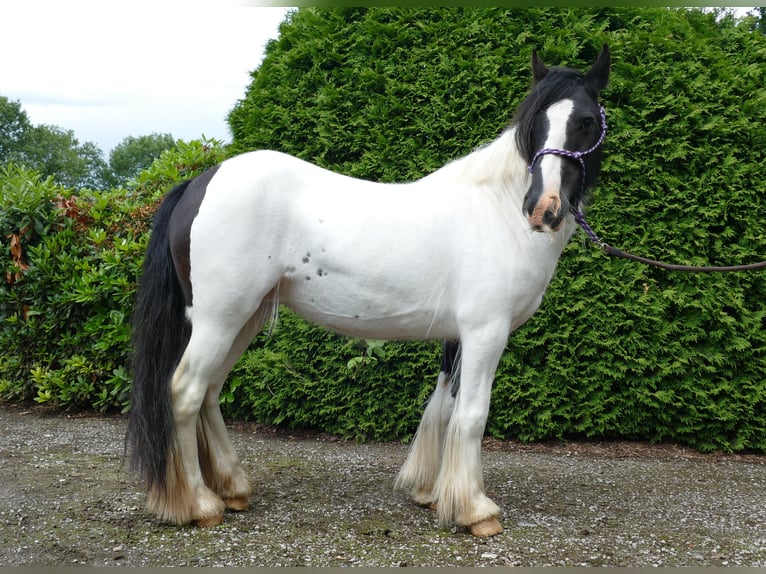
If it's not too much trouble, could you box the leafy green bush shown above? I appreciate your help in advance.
[0,139,226,411]
[227,7,766,451]
[0,165,141,409]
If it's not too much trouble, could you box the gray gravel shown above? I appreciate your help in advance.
[0,404,764,567]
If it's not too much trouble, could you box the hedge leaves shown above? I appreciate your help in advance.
[227,8,766,451]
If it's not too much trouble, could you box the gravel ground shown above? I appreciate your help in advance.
[0,403,764,567]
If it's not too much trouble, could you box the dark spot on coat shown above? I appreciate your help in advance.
[317,269,324,276]
[303,256,310,264]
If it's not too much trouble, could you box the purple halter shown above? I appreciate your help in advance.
[527,105,608,193]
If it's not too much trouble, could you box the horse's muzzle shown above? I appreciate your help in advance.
[526,191,564,232]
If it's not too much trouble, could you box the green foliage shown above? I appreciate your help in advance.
[0,97,32,160]
[752,7,766,34]
[227,7,766,452]
[230,7,531,181]
[222,310,436,441]
[130,137,228,200]
[0,140,226,411]
[1,95,179,191]
[107,133,176,188]
[346,339,387,374]
[19,124,110,190]
[0,97,111,190]
[0,166,142,410]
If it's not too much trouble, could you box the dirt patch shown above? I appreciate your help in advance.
[0,404,764,567]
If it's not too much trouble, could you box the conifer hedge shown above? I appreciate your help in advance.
[226,7,766,451]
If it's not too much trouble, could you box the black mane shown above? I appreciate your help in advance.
[513,67,596,163]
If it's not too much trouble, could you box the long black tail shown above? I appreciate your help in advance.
[126,181,192,491]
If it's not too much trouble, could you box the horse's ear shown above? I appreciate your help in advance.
[531,49,549,83]
[585,43,611,92]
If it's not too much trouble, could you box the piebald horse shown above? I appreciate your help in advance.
[127,45,611,537]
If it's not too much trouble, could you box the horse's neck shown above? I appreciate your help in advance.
[425,128,528,210]
[425,128,577,254]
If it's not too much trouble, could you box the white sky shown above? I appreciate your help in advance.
[0,1,293,155]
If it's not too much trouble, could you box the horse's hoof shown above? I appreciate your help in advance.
[193,514,224,528]
[224,497,250,512]
[469,517,503,537]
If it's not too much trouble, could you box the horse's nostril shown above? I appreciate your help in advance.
[542,208,556,224]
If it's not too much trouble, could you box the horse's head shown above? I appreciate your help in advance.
[516,44,611,233]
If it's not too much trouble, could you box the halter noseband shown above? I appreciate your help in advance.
[527,105,608,196]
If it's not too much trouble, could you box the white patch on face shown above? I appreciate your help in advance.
[540,99,575,193]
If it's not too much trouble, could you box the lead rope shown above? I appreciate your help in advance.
[574,211,766,272]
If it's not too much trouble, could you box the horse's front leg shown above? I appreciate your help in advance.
[433,327,507,537]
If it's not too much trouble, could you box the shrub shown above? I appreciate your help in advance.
[0,139,226,411]
[223,311,439,441]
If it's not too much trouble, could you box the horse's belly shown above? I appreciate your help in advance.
[279,275,456,341]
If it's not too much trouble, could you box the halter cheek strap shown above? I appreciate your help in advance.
[527,105,608,195]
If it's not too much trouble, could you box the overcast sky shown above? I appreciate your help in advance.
[1,1,292,155]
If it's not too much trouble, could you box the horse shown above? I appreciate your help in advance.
[126,44,611,538]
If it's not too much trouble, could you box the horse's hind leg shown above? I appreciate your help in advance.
[153,316,256,527]
[148,336,224,526]
[196,305,272,513]
[395,340,460,506]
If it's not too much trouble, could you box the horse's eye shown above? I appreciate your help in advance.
[582,117,595,130]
